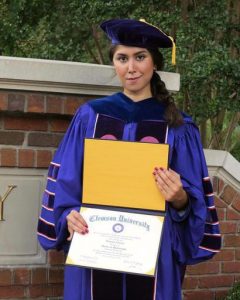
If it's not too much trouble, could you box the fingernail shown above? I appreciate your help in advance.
[160,167,164,171]
[153,171,156,175]
[154,167,158,170]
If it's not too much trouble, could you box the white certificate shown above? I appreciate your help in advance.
[66,207,164,276]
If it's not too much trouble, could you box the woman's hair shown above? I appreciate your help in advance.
[109,45,183,127]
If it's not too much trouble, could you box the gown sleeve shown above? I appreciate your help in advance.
[37,104,91,251]
[167,121,221,265]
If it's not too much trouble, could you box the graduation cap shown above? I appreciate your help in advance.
[100,18,176,65]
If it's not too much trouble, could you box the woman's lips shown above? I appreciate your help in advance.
[126,75,142,82]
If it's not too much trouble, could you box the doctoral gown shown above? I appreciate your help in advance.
[38,92,221,300]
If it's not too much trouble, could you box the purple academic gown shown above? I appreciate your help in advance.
[38,92,221,300]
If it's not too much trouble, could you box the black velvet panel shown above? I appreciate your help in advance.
[38,219,56,239]
[52,165,60,179]
[200,235,221,251]
[205,223,219,233]
[42,192,55,210]
[47,194,55,209]
[48,164,60,180]
[94,114,125,140]
[136,120,168,143]
[202,179,214,195]
[92,270,123,300]
[126,274,155,300]
[207,208,219,223]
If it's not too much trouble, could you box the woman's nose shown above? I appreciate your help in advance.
[127,59,136,73]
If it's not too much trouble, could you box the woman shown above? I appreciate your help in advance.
[38,19,221,300]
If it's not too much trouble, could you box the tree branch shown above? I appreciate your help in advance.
[84,42,99,64]
[223,112,240,150]
[91,24,105,65]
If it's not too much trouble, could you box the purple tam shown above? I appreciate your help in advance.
[100,19,174,49]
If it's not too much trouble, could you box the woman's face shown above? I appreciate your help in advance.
[112,45,155,101]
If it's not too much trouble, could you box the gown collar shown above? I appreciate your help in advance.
[119,92,158,106]
[88,92,166,122]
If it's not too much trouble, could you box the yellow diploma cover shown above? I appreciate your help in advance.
[82,138,169,211]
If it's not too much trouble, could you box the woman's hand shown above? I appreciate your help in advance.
[66,210,89,241]
[153,167,188,210]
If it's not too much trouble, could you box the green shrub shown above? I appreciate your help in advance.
[224,283,240,300]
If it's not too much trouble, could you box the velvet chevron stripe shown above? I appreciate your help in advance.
[37,217,57,241]
[199,177,221,252]
[199,234,221,252]
[48,162,60,180]
[38,161,59,247]
[203,177,214,195]
[42,192,55,210]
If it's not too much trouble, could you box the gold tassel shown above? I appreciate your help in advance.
[168,36,176,65]
[139,19,176,65]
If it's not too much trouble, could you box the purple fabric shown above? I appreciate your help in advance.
[100,19,173,49]
[38,92,221,300]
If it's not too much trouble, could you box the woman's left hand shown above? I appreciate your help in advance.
[153,167,188,210]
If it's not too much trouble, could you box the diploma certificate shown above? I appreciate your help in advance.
[66,207,164,276]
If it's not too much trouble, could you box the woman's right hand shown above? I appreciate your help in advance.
[66,210,89,241]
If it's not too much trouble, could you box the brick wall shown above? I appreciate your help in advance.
[0,90,239,299]
[0,91,93,168]
[182,177,240,300]
[0,90,89,299]
[0,250,65,299]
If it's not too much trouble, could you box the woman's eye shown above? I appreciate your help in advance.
[136,55,145,61]
[116,56,128,62]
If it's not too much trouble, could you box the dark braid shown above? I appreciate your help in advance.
[109,45,183,127]
[150,70,183,127]
[148,48,183,127]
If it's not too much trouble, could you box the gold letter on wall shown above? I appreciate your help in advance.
[0,185,17,221]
